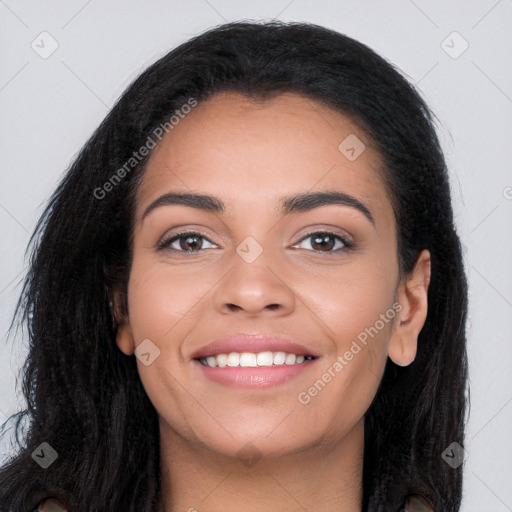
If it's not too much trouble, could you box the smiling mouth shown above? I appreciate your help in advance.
[196,351,318,368]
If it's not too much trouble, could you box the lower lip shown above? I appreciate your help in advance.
[194,359,317,388]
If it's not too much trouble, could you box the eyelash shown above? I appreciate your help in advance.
[156,230,354,255]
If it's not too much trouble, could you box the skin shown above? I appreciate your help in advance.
[115,91,431,512]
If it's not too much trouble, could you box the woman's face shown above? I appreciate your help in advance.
[116,91,427,459]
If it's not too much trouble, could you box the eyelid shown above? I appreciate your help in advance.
[294,227,353,245]
[156,229,219,252]
[291,230,354,253]
[157,228,354,254]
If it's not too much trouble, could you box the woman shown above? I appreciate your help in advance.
[0,21,468,512]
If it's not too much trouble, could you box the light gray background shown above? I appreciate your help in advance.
[1,1,511,510]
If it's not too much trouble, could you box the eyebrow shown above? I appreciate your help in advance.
[142,190,375,226]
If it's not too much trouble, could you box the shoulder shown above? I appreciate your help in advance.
[404,494,435,511]
[36,497,68,511]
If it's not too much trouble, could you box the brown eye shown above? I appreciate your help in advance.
[310,233,336,251]
[294,232,352,253]
[179,234,203,251]
[158,232,216,252]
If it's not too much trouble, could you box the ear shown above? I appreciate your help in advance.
[111,290,135,356]
[388,249,431,366]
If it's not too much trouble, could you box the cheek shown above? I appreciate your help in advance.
[299,253,397,350]
[295,257,397,410]
[124,258,206,427]
[296,288,395,439]
[126,256,210,343]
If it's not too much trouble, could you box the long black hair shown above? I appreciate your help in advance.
[0,20,468,511]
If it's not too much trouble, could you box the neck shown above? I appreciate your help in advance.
[157,419,364,512]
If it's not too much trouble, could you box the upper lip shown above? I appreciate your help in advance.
[190,334,320,360]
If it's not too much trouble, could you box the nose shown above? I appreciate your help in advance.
[212,252,296,317]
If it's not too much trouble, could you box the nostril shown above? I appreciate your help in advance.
[224,303,280,312]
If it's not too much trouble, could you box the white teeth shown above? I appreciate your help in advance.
[227,353,240,367]
[285,354,296,365]
[239,352,257,367]
[273,351,286,365]
[199,351,314,368]
[256,351,273,366]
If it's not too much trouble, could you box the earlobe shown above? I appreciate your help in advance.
[116,322,135,355]
[388,249,431,367]
[388,330,417,367]
[110,290,135,355]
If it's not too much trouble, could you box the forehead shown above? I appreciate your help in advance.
[136,91,391,220]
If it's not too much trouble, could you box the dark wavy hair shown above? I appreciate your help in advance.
[0,20,468,512]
